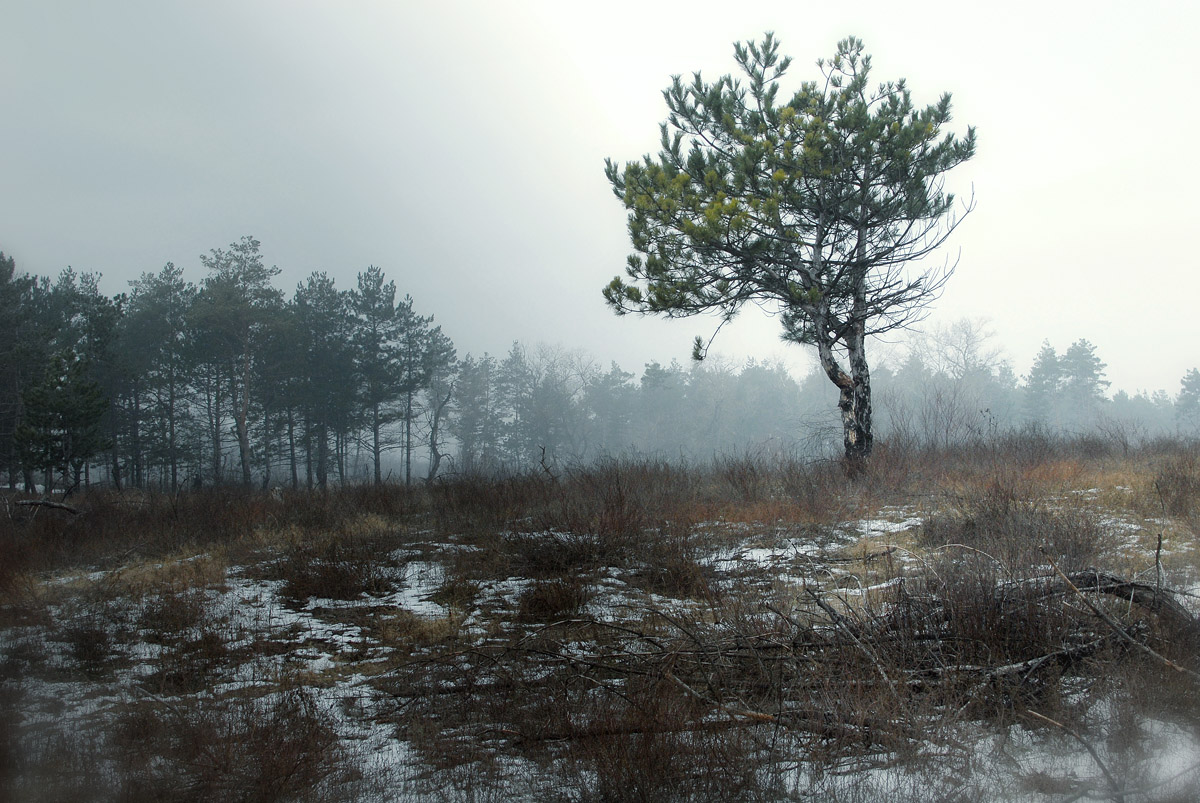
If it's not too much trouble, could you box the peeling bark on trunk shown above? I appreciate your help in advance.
[842,327,873,467]
[840,212,875,469]
[814,326,873,471]
[802,218,873,470]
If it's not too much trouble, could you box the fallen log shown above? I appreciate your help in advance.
[1063,569,1196,631]
[1046,556,1200,682]
[14,499,81,515]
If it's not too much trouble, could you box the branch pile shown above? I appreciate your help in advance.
[377,569,1199,769]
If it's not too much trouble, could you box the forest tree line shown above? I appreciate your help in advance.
[2,239,1199,493]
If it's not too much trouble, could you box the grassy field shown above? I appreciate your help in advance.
[2,434,1199,802]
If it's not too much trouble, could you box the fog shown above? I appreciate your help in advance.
[3,0,1199,396]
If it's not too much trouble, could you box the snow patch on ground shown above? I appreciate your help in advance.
[394,560,448,616]
[855,514,923,537]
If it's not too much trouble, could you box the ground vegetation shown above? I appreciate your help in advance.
[3,432,1198,801]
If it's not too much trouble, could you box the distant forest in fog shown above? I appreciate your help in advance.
[3,239,1199,493]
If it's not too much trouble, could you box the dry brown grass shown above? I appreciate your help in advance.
[373,607,465,652]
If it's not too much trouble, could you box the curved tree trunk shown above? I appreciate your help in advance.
[426,385,453,483]
[815,326,873,470]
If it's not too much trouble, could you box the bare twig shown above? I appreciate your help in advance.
[804,587,903,706]
[538,446,559,483]
[663,670,778,724]
[1024,710,1125,803]
[1154,478,1167,596]
[1155,528,1165,600]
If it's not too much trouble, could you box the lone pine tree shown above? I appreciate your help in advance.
[604,35,975,464]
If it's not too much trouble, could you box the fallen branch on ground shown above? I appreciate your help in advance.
[14,499,81,515]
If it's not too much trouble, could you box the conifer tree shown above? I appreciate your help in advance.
[192,236,283,486]
[349,266,404,485]
[451,354,503,473]
[1059,339,1109,427]
[1023,341,1062,426]
[604,35,974,465]
[293,272,356,488]
[584,363,636,455]
[16,350,109,494]
[394,295,436,486]
[1176,368,1200,431]
[0,252,40,489]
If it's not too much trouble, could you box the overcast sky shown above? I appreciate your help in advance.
[3,1,1197,395]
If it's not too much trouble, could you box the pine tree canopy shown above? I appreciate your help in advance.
[604,34,975,343]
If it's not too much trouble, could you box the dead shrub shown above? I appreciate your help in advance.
[138,588,209,642]
[775,456,848,523]
[59,592,136,679]
[3,724,109,802]
[485,460,713,582]
[516,578,593,622]
[922,485,1114,573]
[912,558,1085,717]
[130,587,234,693]
[430,472,554,536]
[145,629,230,695]
[0,483,423,584]
[559,460,656,536]
[0,628,49,684]
[0,684,17,802]
[634,527,716,600]
[326,481,425,519]
[562,677,767,802]
[278,535,400,602]
[994,426,1081,469]
[429,573,481,611]
[542,460,696,548]
[0,488,263,578]
[1151,447,1200,521]
[714,452,767,504]
[558,460,706,539]
[63,620,115,677]
[113,686,347,802]
[501,529,628,577]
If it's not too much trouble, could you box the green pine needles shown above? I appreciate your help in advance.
[605,34,976,462]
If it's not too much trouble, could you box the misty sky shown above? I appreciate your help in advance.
[3,1,1197,395]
